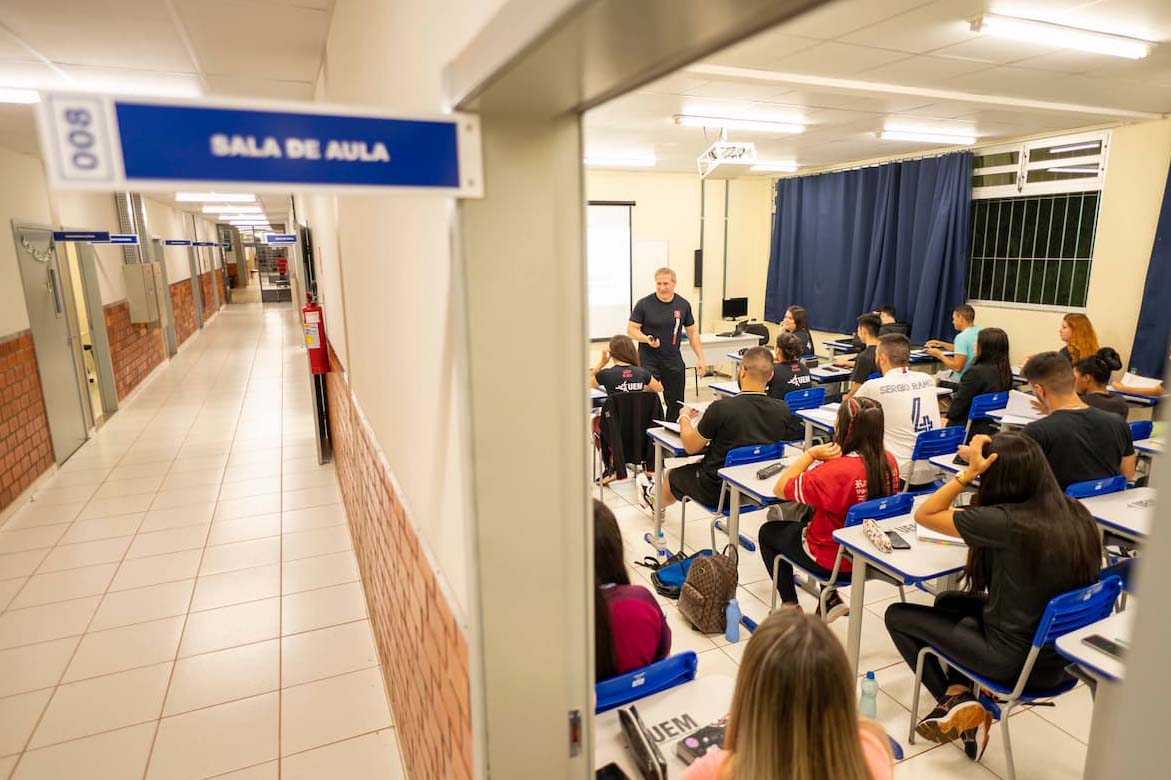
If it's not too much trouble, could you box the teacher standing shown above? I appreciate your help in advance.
[628,267,706,422]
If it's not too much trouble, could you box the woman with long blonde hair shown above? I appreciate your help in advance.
[681,610,892,780]
[1059,313,1099,364]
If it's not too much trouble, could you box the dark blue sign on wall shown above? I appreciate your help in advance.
[164,239,192,246]
[264,234,297,245]
[53,231,110,242]
[109,234,139,244]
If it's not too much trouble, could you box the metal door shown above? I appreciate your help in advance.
[189,246,204,327]
[11,223,89,462]
[152,239,178,355]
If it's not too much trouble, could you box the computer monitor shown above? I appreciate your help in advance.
[721,297,748,319]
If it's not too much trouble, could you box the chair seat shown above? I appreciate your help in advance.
[775,551,909,589]
[928,647,1079,703]
[683,495,770,519]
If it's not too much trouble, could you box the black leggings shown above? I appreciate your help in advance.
[758,519,849,605]
[885,592,1071,701]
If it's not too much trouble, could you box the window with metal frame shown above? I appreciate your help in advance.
[968,131,1109,309]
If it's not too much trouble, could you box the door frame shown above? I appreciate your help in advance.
[151,238,178,356]
[70,239,119,419]
[188,246,204,328]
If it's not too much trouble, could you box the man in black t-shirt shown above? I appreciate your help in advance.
[628,267,706,421]
[836,313,881,401]
[655,347,791,509]
[1020,352,1136,488]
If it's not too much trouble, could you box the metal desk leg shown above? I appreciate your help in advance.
[726,484,741,562]
[845,559,869,678]
[653,441,665,541]
[1083,676,1120,780]
[803,420,813,450]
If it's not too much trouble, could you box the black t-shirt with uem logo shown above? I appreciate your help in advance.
[631,293,695,365]
[595,364,653,395]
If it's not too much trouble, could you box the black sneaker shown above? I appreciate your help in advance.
[820,589,849,623]
[961,710,994,761]
[915,691,987,744]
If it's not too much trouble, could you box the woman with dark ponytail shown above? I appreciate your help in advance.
[1075,347,1128,419]
[594,500,670,680]
[758,398,899,620]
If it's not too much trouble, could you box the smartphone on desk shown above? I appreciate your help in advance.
[886,530,912,550]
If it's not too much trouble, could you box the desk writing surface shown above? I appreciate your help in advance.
[590,387,605,400]
[1134,437,1163,455]
[1081,487,1156,541]
[709,381,739,397]
[811,365,852,380]
[796,405,839,432]
[717,448,803,502]
[647,427,686,455]
[833,514,968,582]
[595,675,735,775]
[1056,610,1133,683]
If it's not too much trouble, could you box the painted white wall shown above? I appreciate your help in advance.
[0,145,54,336]
[49,192,127,305]
[295,187,347,367]
[311,0,508,616]
[143,196,194,284]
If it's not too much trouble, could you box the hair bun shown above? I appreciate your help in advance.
[1098,347,1122,372]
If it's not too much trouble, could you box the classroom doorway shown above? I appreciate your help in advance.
[152,238,179,356]
[60,241,118,424]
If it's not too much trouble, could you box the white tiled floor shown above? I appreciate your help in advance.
[597,375,1094,779]
[0,301,403,780]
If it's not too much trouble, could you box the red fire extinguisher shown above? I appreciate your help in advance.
[302,293,329,374]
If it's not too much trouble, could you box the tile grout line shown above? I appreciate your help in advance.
[278,307,286,779]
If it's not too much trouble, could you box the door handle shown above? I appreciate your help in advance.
[46,267,63,317]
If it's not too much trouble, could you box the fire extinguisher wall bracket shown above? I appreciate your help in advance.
[302,297,329,374]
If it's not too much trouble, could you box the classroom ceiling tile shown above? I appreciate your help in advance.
[768,41,911,76]
[680,80,794,101]
[775,0,937,40]
[838,0,984,54]
[641,73,711,96]
[0,60,63,90]
[0,26,36,61]
[59,65,204,97]
[204,75,316,100]
[926,35,1062,64]
[703,33,821,70]
[855,54,994,84]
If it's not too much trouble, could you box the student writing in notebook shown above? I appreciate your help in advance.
[680,610,893,780]
[836,313,881,401]
[1074,347,1128,419]
[886,432,1101,762]
[925,304,980,381]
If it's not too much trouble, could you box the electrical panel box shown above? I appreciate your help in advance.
[123,262,161,323]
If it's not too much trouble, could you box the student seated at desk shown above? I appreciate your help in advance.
[852,304,910,349]
[651,347,792,511]
[945,327,1013,436]
[680,610,893,780]
[780,305,815,357]
[759,398,899,620]
[925,304,980,380]
[885,433,1101,761]
[590,335,664,395]
[767,333,813,441]
[1059,313,1100,364]
[856,334,942,490]
[1075,347,1128,419]
[594,500,670,680]
[1018,352,1135,488]
[837,313,881,401]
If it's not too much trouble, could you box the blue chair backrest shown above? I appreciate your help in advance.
[1130,420,1153,442]
[724,441,787,468]
[969,391,1009,421]
[1031,576,1122,649]
[868,372,881,381]
[1064,475,1129,499]
[844,493,915,528]
[595,651,698,714]
[784,386,826,412]
[909,426,966,461]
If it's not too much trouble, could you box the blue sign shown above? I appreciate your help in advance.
[53,231,109,242]
[37,93,482,197]
[194,241,217,247]
[109,234,139,245]
[264,234,296,245]
[164,239,192,246]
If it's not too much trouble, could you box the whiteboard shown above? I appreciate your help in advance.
[587,204,633,340]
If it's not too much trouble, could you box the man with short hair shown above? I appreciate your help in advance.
[856,334,943,489]
[926,304,980,379]
[876,305,910,337]
[837,313,882,401]
[1020,352,1136,488]
[629,267,706,422]
[650,347,791,510]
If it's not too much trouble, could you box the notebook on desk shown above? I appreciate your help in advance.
[916,523,966,547]
[653,420,681,434]
[1121,372,1162,389]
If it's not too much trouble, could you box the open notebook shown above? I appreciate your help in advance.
[1121,372,1162,389]
[916,523,967,547]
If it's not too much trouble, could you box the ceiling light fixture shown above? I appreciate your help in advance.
[1048,142,1100,154]
[583,155,657,168]
[675,114,804,134]
[0,87,39,104]
[971,14,1153,60]
[1047,166,1100,174]
[176,192,257,203]
[202,205,262,214]
[750,162,799,173]
[879,129,976,145]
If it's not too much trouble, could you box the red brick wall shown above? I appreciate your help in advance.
[170,280,197,347]
[199,272,216,316]
[226,263,239,286]
[326,343,472,780]
[0,331,55,514]
[103,301,165,400]
[213,268,225,302]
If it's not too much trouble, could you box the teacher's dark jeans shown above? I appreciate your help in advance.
[644,354,686,422]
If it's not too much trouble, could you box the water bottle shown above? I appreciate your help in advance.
[859,671,878,719]
[656,530,667,559]
[725,598,741,643]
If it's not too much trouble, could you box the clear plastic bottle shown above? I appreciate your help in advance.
[725,598,741,643]
[656,530,667,559]
[859,671,878,719]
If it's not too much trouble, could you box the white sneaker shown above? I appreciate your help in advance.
[637,473,655,509]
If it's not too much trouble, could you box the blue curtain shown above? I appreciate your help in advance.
[764,152,972,345]
[1127,160,1171,379]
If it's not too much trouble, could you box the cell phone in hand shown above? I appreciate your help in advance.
[886,530,911,550]
[1082,634,1126,659]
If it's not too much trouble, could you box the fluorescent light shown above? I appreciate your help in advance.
[879,129,976,145]
[583,155,656,168]
[972,14,1153,60]
[1048,142,1100,154]
[750,162,799,173]
[202,205,262,214]
[176,193,257,203]
[675,114,804,134]
[1047,166,1100,174]
[0,87,39,104]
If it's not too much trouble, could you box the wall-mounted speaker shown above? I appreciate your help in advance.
[693,249,703,288]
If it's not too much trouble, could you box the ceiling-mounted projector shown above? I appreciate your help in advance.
[697,140,758,179]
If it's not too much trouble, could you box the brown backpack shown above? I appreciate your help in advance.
[678,546,739,633]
